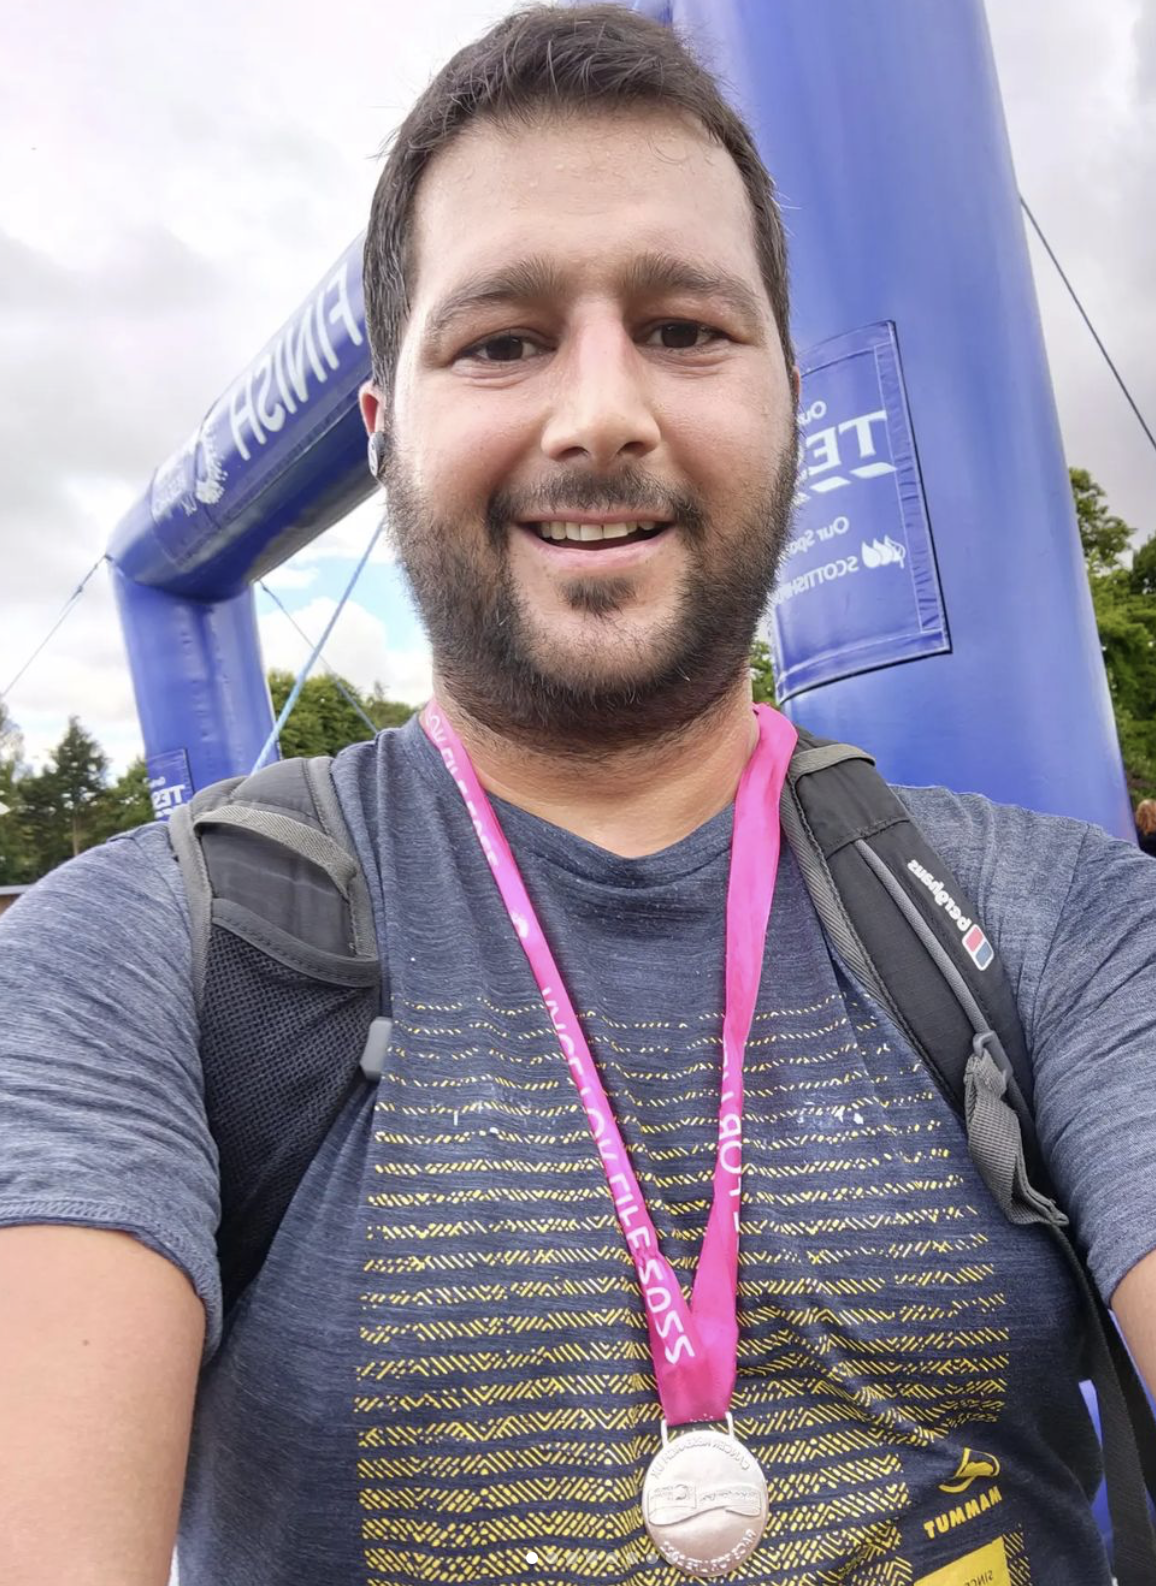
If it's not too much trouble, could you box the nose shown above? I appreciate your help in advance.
[540,319,661,468]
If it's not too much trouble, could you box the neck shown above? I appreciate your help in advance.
[430,679,759,857]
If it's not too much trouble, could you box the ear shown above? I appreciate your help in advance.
[359,380,386,437]
[360,380,389,480]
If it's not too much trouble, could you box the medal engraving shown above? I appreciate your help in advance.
[643,1427,768,1578]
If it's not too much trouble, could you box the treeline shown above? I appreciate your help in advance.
[0,672,415,886]
[1,468,1152,887]
[1071,469,1156,800]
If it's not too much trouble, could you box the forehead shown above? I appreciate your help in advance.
[405,107,766,314]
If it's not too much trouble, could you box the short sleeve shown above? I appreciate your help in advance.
[900,787,1156,1304]
[0,824,222,1352]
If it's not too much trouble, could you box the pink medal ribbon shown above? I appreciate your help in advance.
[422,702,798,1428]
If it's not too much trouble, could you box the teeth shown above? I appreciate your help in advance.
[533,521,664,542]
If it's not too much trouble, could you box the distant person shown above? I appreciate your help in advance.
[1136,799,1156,856]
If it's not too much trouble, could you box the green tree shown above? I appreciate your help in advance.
[0,700,34,885]
[1072,467,1132,576]
[749,638,777,706]
[267,670,414,758]
[1071,468,1156,803]
[89,758,156,845]
[365,682,418,731]
[52,716,110,857]
[16,717,110,870]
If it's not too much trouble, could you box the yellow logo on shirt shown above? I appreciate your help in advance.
[938,1448,1001,1494]
[914,1535,1011,1586]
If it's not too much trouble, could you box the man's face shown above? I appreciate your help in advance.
[367,107,797,747]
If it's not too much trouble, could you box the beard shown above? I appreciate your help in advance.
[384,437,797,756]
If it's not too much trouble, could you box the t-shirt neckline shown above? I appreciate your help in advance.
[400,713,735,887]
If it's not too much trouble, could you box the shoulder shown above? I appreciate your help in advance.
[1,821,189,950]
[888,784,1112,935]
[890,781,1156,1036]
[892,783,1087,867]
[329,715,435,847]
[0,822,194,1054]
[892,783,1150,903]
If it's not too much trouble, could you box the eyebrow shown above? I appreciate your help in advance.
[420,250,767,351]
[422,256,566,350]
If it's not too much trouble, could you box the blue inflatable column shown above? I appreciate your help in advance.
[106,234,372,813]
[660,0,1131,835]
[110,565,274,813]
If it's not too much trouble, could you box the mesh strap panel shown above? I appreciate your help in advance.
[200,924,377,1312]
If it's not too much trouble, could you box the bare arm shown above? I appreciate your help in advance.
[0,1226,204,1586]
[1113,1247,1156,1403]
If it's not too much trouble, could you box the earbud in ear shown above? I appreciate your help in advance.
[367,431,388,479]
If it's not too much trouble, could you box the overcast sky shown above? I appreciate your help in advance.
[2,0,1153,772]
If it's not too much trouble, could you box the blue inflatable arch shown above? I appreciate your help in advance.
[108,0,1131,838]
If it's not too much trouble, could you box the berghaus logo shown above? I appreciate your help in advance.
[906,859,994,970]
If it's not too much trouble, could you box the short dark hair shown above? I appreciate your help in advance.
[362,3,793,402]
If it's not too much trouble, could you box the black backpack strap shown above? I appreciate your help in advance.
[168,755,389,1313]
[782,726,1156,1582]
[782,728,1046,1195]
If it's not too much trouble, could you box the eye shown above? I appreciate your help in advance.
[461,333,544,364]
[644,321,727,351]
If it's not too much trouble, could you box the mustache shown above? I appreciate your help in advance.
[488,468,707,542]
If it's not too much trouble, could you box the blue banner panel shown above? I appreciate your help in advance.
[767,323,948,700]
[146,748,192,822]
[108,234,373,601]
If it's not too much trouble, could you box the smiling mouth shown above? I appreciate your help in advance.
[520,520,672,549]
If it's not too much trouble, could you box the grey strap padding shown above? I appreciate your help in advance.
[789,740,876,778]
[359,1016,394,1081]
[778,780,900,1027]
[192,806,357,898]
[212,898,380,986]
[167,801,214,1011]
[964,1041,1067,1227]
[303,756,377,961]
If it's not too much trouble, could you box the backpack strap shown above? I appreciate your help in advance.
[168,755,379,1010]
[783,726,1156,1581]
[782,727,1048,1204]
[168,755,389,1312]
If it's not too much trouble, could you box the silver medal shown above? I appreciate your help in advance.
[642,1415,769,1578]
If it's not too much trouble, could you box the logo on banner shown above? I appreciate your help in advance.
[765,322,948,700]
[146,749,193,824]
[795,402,897,502]
[862,535,907,570]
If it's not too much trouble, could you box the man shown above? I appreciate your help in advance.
[2,6,1155,1584]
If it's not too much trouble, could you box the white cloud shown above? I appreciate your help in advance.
[285,494,396,567]
[260,564,321,593]
[0,0,508,770]
[258,595,432,707]
[4,565,143,771]
[987,0,1156,541]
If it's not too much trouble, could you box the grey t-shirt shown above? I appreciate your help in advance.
[3,717,1156,1585]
